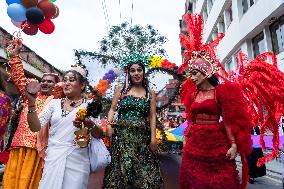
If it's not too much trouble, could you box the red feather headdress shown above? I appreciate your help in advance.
[178,13,227,78]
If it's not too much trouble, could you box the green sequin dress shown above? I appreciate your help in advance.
[103,95,164,189]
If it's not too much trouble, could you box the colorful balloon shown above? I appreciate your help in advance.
[26,7,44,24]
[51,5,59,19]
[11,19,23,28]
[6,0,21,5]
[7,3,27,22]
[37,0,57,19]
[20,0,38,8]
[22,21,38,35]
[38,19,55,34]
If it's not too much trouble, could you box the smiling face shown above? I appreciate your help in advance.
[63,71,85,97]
[189,69,206,87]
[129,63,144,85]
[40,75,56,95]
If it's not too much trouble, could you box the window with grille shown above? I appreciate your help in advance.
[270,16,284,54]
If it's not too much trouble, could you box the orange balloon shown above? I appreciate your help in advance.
[21,0,38,8]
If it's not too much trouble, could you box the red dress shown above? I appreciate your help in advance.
[179,83,252,189]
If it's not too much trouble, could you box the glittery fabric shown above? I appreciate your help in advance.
[104,95,164,189]
[10,95,53,148]
[0,92,11,138]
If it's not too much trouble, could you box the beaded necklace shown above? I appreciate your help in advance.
[61,98,86,117]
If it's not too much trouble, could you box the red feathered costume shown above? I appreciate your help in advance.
[179,13,253,189]
[180,82,253,189]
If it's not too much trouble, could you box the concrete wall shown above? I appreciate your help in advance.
[190,0,284,72]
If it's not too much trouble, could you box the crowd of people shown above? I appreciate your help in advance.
[160,116,185,130]
[0,12,283,189]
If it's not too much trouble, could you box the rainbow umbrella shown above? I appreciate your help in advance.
[156,121,188,143]
[169,121,188,136]
[156,130,183,143]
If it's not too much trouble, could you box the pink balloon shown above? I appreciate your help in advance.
[11,19,23,28]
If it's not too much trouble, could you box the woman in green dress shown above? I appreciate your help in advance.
[104,60,164,189]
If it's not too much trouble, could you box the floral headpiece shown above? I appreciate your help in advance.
[70,64,88,79]
[178,13,225,77]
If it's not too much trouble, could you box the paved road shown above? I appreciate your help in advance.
[247,176,283,189]
[0,153,282,189]
[160,153,284,189]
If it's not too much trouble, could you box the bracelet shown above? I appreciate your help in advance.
[230,139,236,144]
[27,109,36,114]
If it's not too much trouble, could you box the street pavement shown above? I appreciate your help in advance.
[247,176,282,189]
[0,153,283,188]
[160,153,284,189]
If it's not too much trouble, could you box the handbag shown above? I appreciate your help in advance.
[89,137,111,171]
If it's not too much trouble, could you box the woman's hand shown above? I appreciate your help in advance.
[83,118,95,129]
[183,136,188,146]
[73,117,82,128]
[226,144,237,160]
[150,140,159,155]
[25,91,37,106]
[25,80,40,106]
[106,124,114,144]
[73,117,95,129]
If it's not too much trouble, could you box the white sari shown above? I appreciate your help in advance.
[38,99,94,189]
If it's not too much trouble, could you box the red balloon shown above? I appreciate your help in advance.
[21,21,38,35]
[37,0,57,19]
[38,19,55,34]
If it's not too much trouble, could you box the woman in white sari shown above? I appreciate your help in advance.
[26,65,103,189]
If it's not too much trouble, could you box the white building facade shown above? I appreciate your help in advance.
[182,0,284,72]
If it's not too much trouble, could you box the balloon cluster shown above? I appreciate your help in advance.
[6,0,59,35]
[149,55,176,69]
[94,70,117,96]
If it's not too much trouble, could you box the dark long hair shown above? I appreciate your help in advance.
[121,61,150,99]
[207,74,219,86]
